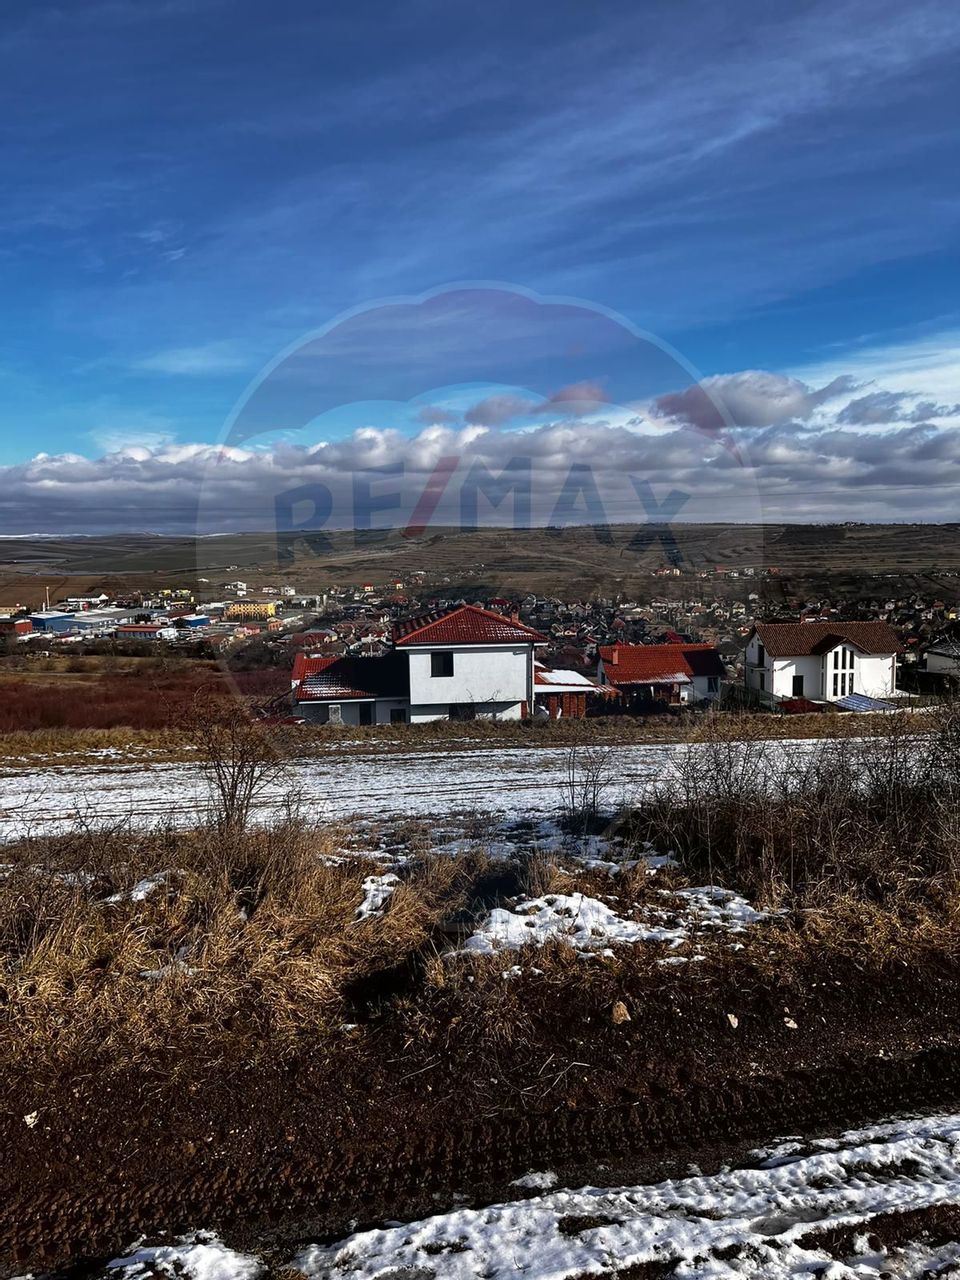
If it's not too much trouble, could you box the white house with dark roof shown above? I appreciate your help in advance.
[744,621,899,704]
[923,636,960,679]
[290,604,607,725]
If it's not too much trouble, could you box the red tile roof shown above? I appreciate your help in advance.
[598,643,724,685]
[291,652,339,684]
[392,604,548,647]
[297,676,377,702]
[754,621,900,658]
[293,653,409,702]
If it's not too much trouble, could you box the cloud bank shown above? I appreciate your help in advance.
[2,367,959,535]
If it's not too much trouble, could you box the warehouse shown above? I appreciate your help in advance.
[25,611,79,634]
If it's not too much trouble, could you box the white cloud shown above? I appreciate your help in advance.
[4,349,958,533]
[653,371,858,431]
[791,328,960,405]
[132,342,246,376]
[87,411,178,455]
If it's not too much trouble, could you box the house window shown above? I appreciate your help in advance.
[833,672,838,696]
[707,676,719,693]
[792,675,804,697]
[758,671,765,691]
[359,703,374,726]
[390,708,407,724]
[756,642,765,665]
[431,652,454,678]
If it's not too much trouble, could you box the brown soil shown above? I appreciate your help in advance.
[798,1202,960,1258]
[4,947,960,1275]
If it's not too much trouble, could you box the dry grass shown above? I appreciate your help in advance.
[4,816,960,1082]
[0,817,506,1074]
[6,707,960,1080]
[0,704,939,767]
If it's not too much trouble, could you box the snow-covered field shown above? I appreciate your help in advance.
[0,738,829,841]
[71,1111,960,1279]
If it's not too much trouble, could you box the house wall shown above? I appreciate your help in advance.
[769,655,823,699]
[409,699,524,723]
[294,700,364,726]
[744,633,770,693]
[926,650,960,676]
[406,645,530,708]
[295,698,409,725]
[746,634,897,701]
[690,674,722,702]
[850,652,897,698]
[375,698,411,724]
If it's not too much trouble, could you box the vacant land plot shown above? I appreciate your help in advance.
[5,712,960,1272]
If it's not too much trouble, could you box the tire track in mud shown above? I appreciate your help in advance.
[7,1045,960,1275]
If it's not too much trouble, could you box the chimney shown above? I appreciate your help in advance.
[511,608,520,623]
[609,646,619,665]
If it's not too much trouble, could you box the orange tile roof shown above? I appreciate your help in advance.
[291,652,340,684]
[598,643,724,685]
[393,604,548,647]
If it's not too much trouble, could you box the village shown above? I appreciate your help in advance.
[2,561,960,730]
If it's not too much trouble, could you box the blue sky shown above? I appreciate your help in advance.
[1,0,959,529]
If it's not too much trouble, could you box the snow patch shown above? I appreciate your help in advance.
[104,1232,260,1279]
[460,892,661,955]
[104,873,169,904]
[356,873,399,919]
[510,1170,558,1190]
[460,884,772,957]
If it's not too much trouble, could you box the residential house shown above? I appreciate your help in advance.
[923,635,960,679]
[290,604,605,724]
[596,643,725,708]
[744,621,899,703]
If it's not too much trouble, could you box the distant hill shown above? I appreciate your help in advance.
[1,523,959,608]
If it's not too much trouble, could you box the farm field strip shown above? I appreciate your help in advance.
[0,737,836,839]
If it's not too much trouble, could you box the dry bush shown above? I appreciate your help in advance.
[0,812,503,1073]
[0,671,233,733]
[184,690,295,834]
[631,705,960,910]
[561,745,617,835]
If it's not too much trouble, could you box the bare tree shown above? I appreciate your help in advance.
[562,745,614,835]
[185,691,293,835]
